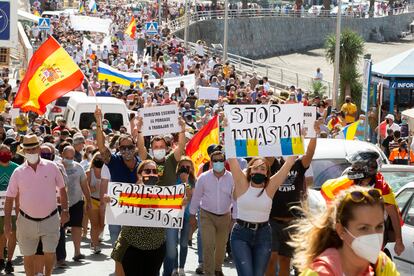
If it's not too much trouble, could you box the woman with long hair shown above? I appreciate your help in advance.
[111,160,167,276]
[86,152,108,254]
[163,156,195,276]
[228,156,295,276]
[290,186,398,275]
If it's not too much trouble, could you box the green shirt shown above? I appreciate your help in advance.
[148,152,178,187]
[0,162,19,191]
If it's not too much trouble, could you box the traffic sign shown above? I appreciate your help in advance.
[0,2,10,41]
[145,22,158,35]
[38,18,51,30]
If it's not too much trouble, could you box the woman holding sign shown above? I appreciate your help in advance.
[228,155,296,276]
[111,160,166,276]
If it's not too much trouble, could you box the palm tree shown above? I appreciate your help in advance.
[325,28,365,105]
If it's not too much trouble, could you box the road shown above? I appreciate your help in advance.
[9,228,237,275]
[258,36,414,83]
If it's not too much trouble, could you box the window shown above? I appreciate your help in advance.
[402,191,414,226]
[0,48,9,66]
[310,159,351,189]
[79,113,95,130]
[104,113,123,131]
[381,171,414,193]
[396,189,414,213]
[55,96,70,107]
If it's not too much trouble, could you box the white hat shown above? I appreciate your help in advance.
[6,129,16,139]
[385,114,395,121]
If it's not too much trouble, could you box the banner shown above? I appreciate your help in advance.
[121,39,138,53]
[141,105,181,136]
[224,104,305,158]
[151,74,196,95]
[70,15,112,35]
[82,36,111,53]
[98,61,142,86]
[361,59,372,113]
[199,87,219,100]
[303,106,316,138]
[105,182,186,229]
[0,0,18,48]
[0,192,16,216]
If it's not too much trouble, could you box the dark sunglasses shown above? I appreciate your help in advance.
[180,166,191,171]
[119,145,135,151]
[212,159,225,163]
[143,169,158,175]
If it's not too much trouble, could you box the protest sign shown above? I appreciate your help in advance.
[141,105,181,136]
[224,104,305,158]
[150,74,196,94]
[199,87,219,100]
[105,182,186,229]
[303,106,317,138]
[0,192,16,216]
[70,15,112,35]
[82,36,111,53]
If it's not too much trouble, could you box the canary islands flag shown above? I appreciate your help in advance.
[88,0,97,13]
[125,17,137,39]
[79,1,85,13]
[341,120,360,140]
[186,116,219,174]
[98,62,142,86]
[13,36,84,115]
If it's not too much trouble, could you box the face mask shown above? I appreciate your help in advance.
[0,152,12,163]
[40,152,54,161]
[251,173,267,184]
[213,161,225,173]
[143,175,158,186]
[63,158,74,166]
[92,126,97,130]
[103,124,108,130]
[345,228,383,264]
[88,153,93,160]
[153,149,166,160]
[120,149,134,161]
[25,153,39,164]
[93,160,104,168]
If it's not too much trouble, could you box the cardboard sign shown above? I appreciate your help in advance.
[224,104,305,158]
[303,106,317,138]
[199,87,219,100]
[141,105,181,136]
[0,192,16,216]
[105,182,186,229]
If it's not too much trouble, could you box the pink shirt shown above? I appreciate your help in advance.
[7,159,65,218]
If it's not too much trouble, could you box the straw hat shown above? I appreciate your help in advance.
[20,134,40,149]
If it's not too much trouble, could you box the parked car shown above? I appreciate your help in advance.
[384,182,414,275]
[47,91,87,122]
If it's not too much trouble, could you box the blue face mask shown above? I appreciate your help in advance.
[212,161,225,173]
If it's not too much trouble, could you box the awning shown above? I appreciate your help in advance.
[18,9,41,23]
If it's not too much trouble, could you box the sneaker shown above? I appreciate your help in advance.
[178,268,186,276]
[72,254,85,262]
[0,259,5,271]
[188,239,192,247]
[93,246,101,254]
[56,260,68,268]
[195,264,204,275]
[5,261,14,274]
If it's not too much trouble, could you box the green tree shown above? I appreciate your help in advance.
[325,28,365,106]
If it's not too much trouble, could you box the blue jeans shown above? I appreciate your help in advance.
[163,217,191,276]
[230,222,272,276]
[109,224,121,246]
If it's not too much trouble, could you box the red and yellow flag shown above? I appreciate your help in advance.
[125,17,137,39]
[185,116,219,174]
[13,36,84,114]
[33,9,41,17]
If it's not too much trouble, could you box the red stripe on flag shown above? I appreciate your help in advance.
[119,202,182,209]
[185,115,218,157]
[119,193,185,199]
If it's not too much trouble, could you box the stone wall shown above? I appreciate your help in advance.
[175,13,414,59]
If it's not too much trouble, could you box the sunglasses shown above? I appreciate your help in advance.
[338,189,383,218]
[180,166,191,171]
[119,145,135,151]
[143,169,158,175]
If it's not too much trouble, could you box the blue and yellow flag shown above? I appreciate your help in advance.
[98,62,142,86]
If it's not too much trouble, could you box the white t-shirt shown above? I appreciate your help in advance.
[101,164,111,180]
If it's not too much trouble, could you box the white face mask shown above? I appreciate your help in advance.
[345,228,383,264]
[25,153,39,164]
[153,149,166,160]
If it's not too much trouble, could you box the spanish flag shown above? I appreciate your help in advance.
[13,36,84,115]
[125,17,136,39]
[186,116,219,174]
[33,9,41,17]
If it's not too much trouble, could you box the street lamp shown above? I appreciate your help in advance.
[223,0,229,61]
[184,0,189,48]
[332,0,342,108]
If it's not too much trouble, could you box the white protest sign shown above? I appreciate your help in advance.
[224,104,305,158]
[105,182,186,229]
[70,15,112,34]
[303,106,317,138]
[141,105,181,136]
[151,74,196,94]
[82,36,111,53]
[0,192,16,216]
[199,87,219,100]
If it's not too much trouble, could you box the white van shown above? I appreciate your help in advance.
[63,95,131,132]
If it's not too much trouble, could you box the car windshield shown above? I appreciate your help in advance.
[311,159,351,189]
[55,97,70,107]
[381,171,414,193]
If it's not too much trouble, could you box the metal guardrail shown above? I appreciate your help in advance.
[168,6,414,32]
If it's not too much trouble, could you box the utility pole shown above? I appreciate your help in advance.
[332,0,342,108]
[223,0,229,61]
[184,0,189,48]
[158,0,162,24]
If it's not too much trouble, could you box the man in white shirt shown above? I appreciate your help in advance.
[385,114,401,132]
[314,67,323,81]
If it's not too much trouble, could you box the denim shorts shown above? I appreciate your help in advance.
[269,218,294,257]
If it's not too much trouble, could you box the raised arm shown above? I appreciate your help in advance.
[94,106,111,164]
[174,117,186,162]
[135,116,148,161]
[266,156,296,197]
[228,158,248,199]
[302,121,320,168]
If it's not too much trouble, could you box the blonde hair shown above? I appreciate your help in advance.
[289,186,384,272]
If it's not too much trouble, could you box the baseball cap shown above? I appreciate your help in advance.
[207,144,223,156]
[385,114,395,121]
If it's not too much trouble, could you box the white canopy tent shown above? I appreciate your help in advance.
[17,9,41,23]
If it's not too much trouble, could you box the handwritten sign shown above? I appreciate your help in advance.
[105,182,186,229]
[141,105,181,136]
[303,106,317,138]
[199,87,219,100]
[224,104,305,158]
[0,192,16,216]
